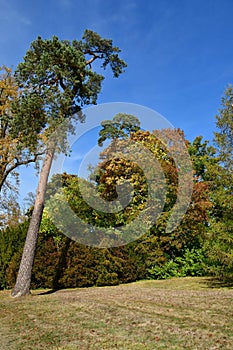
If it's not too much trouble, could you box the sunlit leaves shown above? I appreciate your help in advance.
[214,85,233,171]
[0,66,32,196]
[13,31,127,155]
[205,86,233,278]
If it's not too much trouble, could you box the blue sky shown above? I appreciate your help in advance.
[1,0,233,205]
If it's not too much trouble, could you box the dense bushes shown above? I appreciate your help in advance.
[0,220,28,289]
[1,215,209,290]
[2,214,145,289]
[147,248,207,279]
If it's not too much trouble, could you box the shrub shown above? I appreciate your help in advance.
[0,220,28,289]
[147,248,207,280]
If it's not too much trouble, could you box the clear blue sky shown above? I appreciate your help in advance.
[1,0,233,204]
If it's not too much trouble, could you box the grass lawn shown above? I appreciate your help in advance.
[0,277,232,349]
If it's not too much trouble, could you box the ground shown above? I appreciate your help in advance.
[0,277,232,349]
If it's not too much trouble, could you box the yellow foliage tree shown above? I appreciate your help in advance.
[0,66,41,192]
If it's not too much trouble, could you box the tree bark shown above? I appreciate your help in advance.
[11,147,54,297]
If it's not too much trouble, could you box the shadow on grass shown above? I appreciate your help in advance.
[36,289,58,295]
[202,277,233,289]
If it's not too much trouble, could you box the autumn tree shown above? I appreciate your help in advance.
[0,66,18,195]
[54,125,210,276]
[0,66,43,228]
[11,30,126,297]
[0,67,41,193]
[97,126,212,267]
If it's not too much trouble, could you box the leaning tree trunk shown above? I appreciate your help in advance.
[11,147,54,297]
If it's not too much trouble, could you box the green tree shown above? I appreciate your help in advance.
[11,30,126,297]
[207,86,233,278]
[0,220,29,289]
[214,86,233,171]
[188,135,217,181]
[98,113,140,146]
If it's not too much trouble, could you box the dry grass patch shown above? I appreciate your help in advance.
[0,277,232,349]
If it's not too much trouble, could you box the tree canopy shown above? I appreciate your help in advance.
[1,32,233,293]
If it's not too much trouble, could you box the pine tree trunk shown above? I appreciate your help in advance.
[11,148,54,297]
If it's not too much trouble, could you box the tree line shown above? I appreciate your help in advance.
[0,30,232,295]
